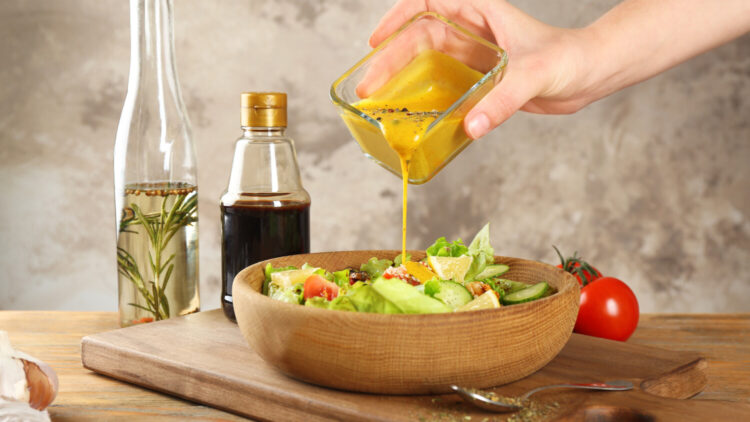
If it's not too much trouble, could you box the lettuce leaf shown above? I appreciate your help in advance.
[302,263,326,276]
[268,282,303,304]
[327,296,358,312]
[332,269,350,287]
[346,282,402,314]
[306,295,359,312]
[426,237,469,257]
[484,279,507,301]
[371,278,451,314]
[423,279,441,297]
[360,257,393,279]
[304,296,330,309]
[464,223,495,282]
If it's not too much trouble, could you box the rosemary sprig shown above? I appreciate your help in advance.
[117,187,197,322]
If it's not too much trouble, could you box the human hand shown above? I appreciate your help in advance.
[369,0,592,140]
[370,0,750,140]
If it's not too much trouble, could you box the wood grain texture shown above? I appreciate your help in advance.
[80,310,750,421]
[631,313,750,403]
[232,251,580,394]
[0,311,246,421]
[1,311,748,421]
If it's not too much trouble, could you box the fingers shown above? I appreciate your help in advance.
[370,0,502,48]
[359,16,498,99]
[356,34,423,98]
[464,66,538,139]
[369,0,428,47]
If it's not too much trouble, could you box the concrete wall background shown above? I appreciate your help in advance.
[1,0,748,313]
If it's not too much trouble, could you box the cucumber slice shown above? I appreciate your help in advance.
[474,264,510,280]
[493,279,530,294]
[433,280,473,308]
[502,282,549,305]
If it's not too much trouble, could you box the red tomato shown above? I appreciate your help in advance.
[574,277,639,341]
[303,275,339,301]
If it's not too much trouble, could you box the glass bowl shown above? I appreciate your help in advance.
[330,12,508,184]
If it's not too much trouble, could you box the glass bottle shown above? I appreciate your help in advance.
[221,92,311,321]
[114,0,199,327]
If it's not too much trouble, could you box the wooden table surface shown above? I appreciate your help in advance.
[1,312,748,421]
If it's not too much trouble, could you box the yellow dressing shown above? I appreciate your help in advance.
[400,156,409,260]
[353,50,484,259]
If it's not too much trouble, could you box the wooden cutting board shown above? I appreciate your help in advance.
[81,310,749,421]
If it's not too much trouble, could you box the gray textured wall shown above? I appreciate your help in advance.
[1,1,748,313]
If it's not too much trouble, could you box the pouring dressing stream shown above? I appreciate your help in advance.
[354,50,484,258]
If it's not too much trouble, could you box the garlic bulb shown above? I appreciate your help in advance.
[0,398,51,422]
[0,331,58,417]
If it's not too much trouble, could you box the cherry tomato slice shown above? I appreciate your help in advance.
[303,275,339,301]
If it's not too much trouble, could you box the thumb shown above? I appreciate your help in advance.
[464,66,537,139]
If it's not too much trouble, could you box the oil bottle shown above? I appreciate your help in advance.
[114,0,199,327]
[220,92,310,321]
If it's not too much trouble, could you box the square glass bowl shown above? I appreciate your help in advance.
[330,12,508,184]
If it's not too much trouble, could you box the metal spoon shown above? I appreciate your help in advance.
[451,380,633,413]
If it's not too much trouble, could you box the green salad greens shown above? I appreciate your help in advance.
[263,224,554,314]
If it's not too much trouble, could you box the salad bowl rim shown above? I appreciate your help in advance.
[234,249,579,320]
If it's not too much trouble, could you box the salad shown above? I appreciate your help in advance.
[263,224,554,314]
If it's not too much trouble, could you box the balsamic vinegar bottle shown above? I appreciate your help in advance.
[220,92,311,321]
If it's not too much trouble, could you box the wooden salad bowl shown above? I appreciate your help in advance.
[233,250,580,395]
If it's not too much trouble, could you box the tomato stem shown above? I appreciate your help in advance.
[552,245,600,286]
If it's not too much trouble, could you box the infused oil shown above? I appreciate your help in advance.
[117,182,200,326]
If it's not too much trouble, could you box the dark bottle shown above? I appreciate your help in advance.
[220,92,311,321]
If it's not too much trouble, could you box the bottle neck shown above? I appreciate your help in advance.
[130,0,176,79]
[117,0,194,185]
[127,0,189,120]
[241,127,286,138]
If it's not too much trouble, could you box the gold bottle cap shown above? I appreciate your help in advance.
[241,92,287,127]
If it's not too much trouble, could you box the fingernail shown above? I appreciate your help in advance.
[467,113,490,139]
